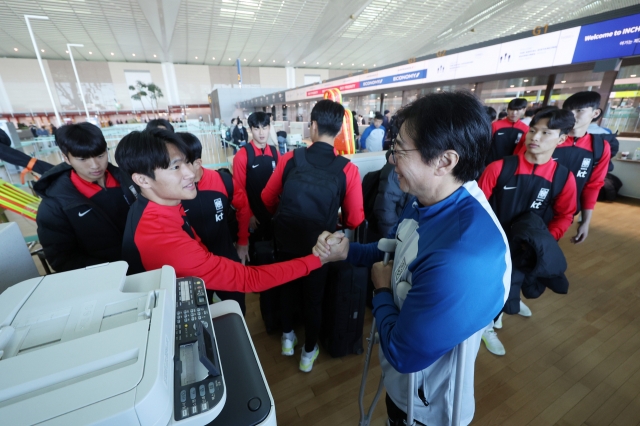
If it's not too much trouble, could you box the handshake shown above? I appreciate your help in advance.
[312,231,350,264]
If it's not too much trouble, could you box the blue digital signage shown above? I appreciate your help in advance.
[360,70,427,88]
[572,13,640,63]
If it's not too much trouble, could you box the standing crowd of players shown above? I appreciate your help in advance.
[31,89,617,425]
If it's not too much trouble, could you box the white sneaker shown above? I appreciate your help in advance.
[281,333,297,356]
[482,329,506,356]
[518,301,532,317]
[494,313,503,329]
[299,345,319,372]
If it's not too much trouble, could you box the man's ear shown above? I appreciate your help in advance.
[592,108,602,121]
[62,154,71,166]
[557,134,569,146]
[132,173,153,189]
[194,158,203,168]
[435,150,460,176]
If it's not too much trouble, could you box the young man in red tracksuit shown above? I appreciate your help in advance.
[232,112,280,256]
[478,107,577,356]
[178,132,252,314]
[117,129,347,298]
[485,98,529,165]
[262,99,365,372]
[514,91,614,244]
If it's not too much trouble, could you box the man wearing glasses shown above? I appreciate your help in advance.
[316,92,510,425]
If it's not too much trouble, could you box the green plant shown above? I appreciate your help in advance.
[128,81,150,119]
[147,83,164,115]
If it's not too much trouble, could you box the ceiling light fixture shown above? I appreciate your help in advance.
[510,85,514,87]
[40,49,45,52]
[303,61,306,64]
[132,53,136,56]
[111,52,114,56]
[213,57,215,60]
[352,63,354,66]
[195,56,198,59]
[273,59,275,62]
[523,79,529,82]
[363,63,365,66]
[631,74,637,77]
[14,48,18,51]
[258,59,261,62]
[89,51,92,54]
[287,61,290,63]
[561,80,566,83]
[341,63,343,65]
[65,50,69,53]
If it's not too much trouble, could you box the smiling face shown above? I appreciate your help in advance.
[389,125,431,196]
[525,117,568,158]
[134,143,196,206]
[64,151,108,183]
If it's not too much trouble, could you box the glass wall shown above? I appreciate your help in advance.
[478,76,547,113]
[604,64,640,133]
[549,70,605,109]
[381,91,403,114]
[357,94,381,123]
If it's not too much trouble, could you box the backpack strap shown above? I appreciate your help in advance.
[269,145,278,167]
[591,134,605,166]
[244,143,254,170]
[218,169,234,204]
[551,162,570,200]
[495,155,519,192]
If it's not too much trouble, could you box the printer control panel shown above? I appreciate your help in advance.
[174,277,224,422]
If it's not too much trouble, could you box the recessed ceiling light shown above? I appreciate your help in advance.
[523,79,529,82]
[40,49,44,53]
[132,53,136,56]
[316,62,319,64]
[436,88,441,91]
[212,57,215,60]
[153,54,157,58]
[510,85,514,87]
[65,50,69,53]
[341,63,343,65]
[259,59,261,62]
[14,48,18,51]
[363,63,365,66]
[89,51,92,54]
[287,60,290,63]
[303,61,306,64]
[111,52,114,56]
[374,64,376,66]
[561,80,566,83]
[273,59,275,62]
[329,62,332,65]
[228,58,231,60]
[631,74,637,77]
[195,56,198,59]
[471,88,475,91]
[243,58,246,61]
[352,63,354,66]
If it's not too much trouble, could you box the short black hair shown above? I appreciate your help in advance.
[115,129,193,180]
[530,107,576,135]
[177,132,202,160]
[562,91,601,112]
[485,106,497,121]
[508,98,528,110]
[231,118,237,124]
[374,112,384,121]
[524,108,535,117]
[248,112,270,129]
[55,123,107,158]
[498,111,508,119]
[395,91,491,183]
[310,100,345,137]
[146,118,175,133]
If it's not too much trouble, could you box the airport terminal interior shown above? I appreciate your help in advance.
[2,0,640,425]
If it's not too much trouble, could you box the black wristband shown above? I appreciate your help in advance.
[373,287,392,297]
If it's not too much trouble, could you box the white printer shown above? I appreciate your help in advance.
[0,262,229,426]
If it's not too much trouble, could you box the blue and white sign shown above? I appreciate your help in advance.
[572,13,640,63]
[360,70,427,88]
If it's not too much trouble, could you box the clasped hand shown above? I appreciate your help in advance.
[312,231,349,264]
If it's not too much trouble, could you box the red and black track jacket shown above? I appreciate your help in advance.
[232,141,280,225]
[261,141,365,229]
[478,154,577,240]
[485,118,529,165]
[515,133,611,212]
[121,195,322,292]
[182,168,251,262]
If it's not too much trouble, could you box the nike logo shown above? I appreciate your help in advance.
[552,158,558,161]
[78,209,92,217]
[252,164,259,168]
[503,186,517,190]
[184,209,190,213]
[497,132,504,135]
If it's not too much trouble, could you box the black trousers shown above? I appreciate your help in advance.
[386,394,427,426]
[206,289,246,315]
[278,251,328,353]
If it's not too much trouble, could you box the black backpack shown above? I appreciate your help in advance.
[361,168,383,233]
[217,168,239,243]
[273,148,349,256]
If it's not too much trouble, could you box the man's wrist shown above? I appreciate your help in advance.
[373,287,392,297]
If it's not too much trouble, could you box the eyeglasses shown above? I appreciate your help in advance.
[389,139,419,163]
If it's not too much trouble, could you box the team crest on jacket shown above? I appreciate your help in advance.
[577,158,591,178]
[214,198,224,221]
[531,188,550,209]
